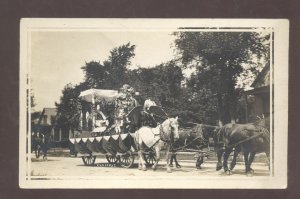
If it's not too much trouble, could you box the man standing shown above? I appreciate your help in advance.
[114,84,138,133]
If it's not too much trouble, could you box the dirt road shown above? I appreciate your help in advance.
[30,154,270,178]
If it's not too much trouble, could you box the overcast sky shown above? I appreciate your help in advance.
[31,31,177,111]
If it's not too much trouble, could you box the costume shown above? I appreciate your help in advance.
[114,85,138,133]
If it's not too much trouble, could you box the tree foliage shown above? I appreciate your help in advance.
[81,43,135,89]
[55,83,82,130]
[174,31,269,124]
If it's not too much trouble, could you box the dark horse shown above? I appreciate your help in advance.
[126,105,166,133]
[32,132,50,160]
[170,124,213,169]
[214,118,270,175]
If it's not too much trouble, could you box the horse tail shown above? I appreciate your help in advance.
[261,127,270,145]
[260,126,271,169]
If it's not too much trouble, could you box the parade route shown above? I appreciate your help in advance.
[30,154,270,178]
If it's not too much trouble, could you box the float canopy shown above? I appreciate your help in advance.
[79,89,119,103]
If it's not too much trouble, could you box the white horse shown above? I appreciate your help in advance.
[135,117,179,173]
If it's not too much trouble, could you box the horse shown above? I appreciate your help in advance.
[214,118,270,176]
[135,117,179,173]
[170,123,210,169]
[127,103,167,133]
[32,132,50,160]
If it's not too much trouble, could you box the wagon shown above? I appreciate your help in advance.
[69,89,156,168]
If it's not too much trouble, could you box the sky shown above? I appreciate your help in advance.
[31,31,177,111]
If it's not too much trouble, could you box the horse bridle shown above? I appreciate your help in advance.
[159,119,177,143]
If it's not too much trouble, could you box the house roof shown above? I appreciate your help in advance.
[251,63,270,88]
[43,108,57,116]
[245,63,271,95]
[38,108,57,125]
[244,85,270,95]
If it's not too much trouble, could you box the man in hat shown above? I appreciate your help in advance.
[141,99,158,127]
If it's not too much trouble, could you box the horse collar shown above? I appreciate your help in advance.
[159,122,171,143]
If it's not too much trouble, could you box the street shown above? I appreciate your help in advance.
[30,153,270,177]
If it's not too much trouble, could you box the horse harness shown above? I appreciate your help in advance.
[216,127,269,150]
[158,119,173,143]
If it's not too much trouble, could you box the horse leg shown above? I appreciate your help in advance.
[196,155,204,169]
[165,145,172,173]
[138,145,147,171]
[42,146,48,161]
[36,145,41,158]
[216,147,224,171]
[173,153,181,168]
[170,153,180,168]
[169,153,174,167]
[138,149,142,170]
[230,146,240,170]
[223,148,233,175]
[152,144,160,171]
[243,150,250,174]
[246,152,256,176]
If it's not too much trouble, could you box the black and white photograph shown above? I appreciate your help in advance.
[19,19,288,189]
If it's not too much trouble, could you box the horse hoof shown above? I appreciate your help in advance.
[246,169,254,176]
[225,170,232,175]
[169,164,173,168]
[216,166,222,171]
[176,164,181,169]
[152,166,157,171]
[138,165,142,170]
[196,166,201,169]
[142,166,147,171]
[167,167,172,173]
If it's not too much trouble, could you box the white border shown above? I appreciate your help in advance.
[19,19,289,189]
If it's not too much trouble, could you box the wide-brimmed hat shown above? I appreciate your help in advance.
[117,93,126,100]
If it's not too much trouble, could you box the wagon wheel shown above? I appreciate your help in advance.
[143,151,156,166]
[120,153,135,168]
[82,156,96,166]
[106,155,119,165]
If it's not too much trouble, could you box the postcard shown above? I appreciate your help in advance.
[19,18,289,189]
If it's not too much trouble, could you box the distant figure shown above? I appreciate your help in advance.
[93,105,109,134]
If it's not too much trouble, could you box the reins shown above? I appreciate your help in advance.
[171,134,207,151]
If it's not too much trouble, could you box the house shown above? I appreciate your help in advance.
[37,108,69,147]
[244,63,271,122]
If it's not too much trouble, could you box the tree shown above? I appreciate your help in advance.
[81,43,135,89]
[127,61,184,107]
[55,83,82,131]
[174,31,269,124]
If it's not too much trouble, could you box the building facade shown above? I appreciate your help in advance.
[37,108,69,147]
[244,64,271,122]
